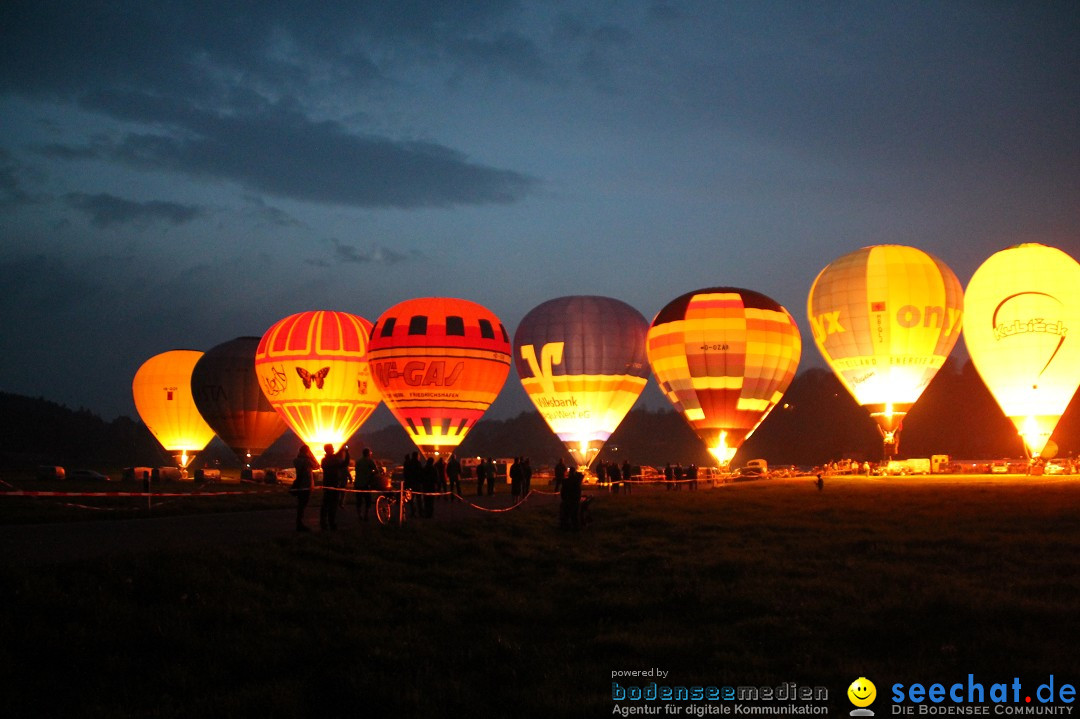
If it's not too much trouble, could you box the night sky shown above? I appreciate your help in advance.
[1,2,1077,423]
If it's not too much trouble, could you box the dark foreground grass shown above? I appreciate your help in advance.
[2,477,1079,718]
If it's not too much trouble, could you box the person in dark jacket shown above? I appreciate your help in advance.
[292,445,318,531]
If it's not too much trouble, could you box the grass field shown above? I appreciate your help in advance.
[2,476,1079,718]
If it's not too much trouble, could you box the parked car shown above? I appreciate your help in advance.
[67,469,111,481]
[36,465,66,480]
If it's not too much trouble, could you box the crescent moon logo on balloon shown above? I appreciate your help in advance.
[991,292,1067,379]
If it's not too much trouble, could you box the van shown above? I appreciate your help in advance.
[36,465,66,481]
[743,459,768,476]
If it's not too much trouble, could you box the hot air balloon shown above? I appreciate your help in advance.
[368,297,511,457]
[254,311,381,457]
[191,337,288,466]
[963,243,1080,458]
[647,288,801,468]
[132,350,216,468]
[807,245,963,456]
[513,296,649,468]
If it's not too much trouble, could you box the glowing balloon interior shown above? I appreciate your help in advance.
[191,336,288,464]
[514,295,650,468]
[807,245,963,453]
[132,350,216,468]
[255,311,381,457]
[647,288,801,467]
[368,297,511,456]
[963,243,1080,458]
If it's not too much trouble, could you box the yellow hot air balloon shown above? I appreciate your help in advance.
[254,310,381,458]
[807,245,963,455]
[963,243,1080,458]
[132,350,216,468]
[647,288,802,468]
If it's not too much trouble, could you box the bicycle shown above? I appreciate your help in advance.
[375,484,412,525]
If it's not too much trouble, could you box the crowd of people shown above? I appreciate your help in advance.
[289,445,714,533]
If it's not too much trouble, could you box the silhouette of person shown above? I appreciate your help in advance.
[560,467,584,529]
[621,460,632,494]
[354,447,378,521]
[509,457,522,500]
[553,458,567,492]
[320,444,348,530]
[421,456,437,518]
[475,458,487,496]
[447,454,462,500]
[292,445,318,531]
[486,458,496,495]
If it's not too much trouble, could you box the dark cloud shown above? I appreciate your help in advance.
[0,149,31,205]
[241,195,303,228]
[65,93,536,208]
[1,1,540,209]
[331,239,419,264]
[64,193,202,227]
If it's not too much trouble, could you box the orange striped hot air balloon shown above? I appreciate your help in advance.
[132,349,216,468]
[647,288,802,467]
[368,297,511,456]
[254,311,381,457]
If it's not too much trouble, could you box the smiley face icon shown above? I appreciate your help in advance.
[848,677,877,708]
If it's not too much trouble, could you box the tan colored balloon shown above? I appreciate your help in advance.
[808,245,963,452]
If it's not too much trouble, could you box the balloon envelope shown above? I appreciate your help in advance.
[647,288,801,466]
[963,243,1080,457]
[132,350,216,468]
[191,337,288,463]
[254,311,381,457]
[807,244,963,446]
[514,295,650,467]
[368,297,511,456]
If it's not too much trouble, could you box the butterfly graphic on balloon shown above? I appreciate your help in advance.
[296,367,330,389]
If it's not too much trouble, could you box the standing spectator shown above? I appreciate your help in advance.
[522,457,533,497]
[320,444,348,531]
[664,462,674,490]
[354,448,378,521]
[475,457,487,496]
[595,461,606,488]
[435,455,448,502]
[621,460,633,494]
[609,461,621,494]
[447,454,462,500]
[553,457,567,492]
[421,456,437,518]
[486,457,497,495]
[509,457,522,500]
[560,466,585,530]
[292,445,318,532]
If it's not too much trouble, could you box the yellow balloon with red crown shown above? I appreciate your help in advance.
[254,310,381,457]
